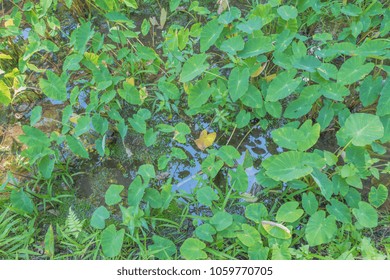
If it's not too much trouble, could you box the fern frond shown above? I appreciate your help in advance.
[65,207,84,238]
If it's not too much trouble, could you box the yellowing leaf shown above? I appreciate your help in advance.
[139,86,148,102]
[4,19,14,28]
[264,73,276,82]
[195,130,216,151]
[0,53,12,60]
[126,77,135,86]
[251,62,267,78]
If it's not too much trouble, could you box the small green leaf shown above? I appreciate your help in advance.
[0,80,11,105]
[266,69,300,102]
[276,201,304,223]
[305,211,337,246]
[148,235,176,260]
[90,206,110,229]
[368,184,388,208]
[210,211,233,231]
[74,116,91,137]
[229,165,248,192]
[30,106,42,126]
[128,176,146,207]
[352,202,378,228]
[302,192,318,216]
[138,164,155,182]
[66,135,89,159]
[245,203,268,223]
[39,71,67,101]
[216,145,240,167]
[180,54,209,83]
[326,199,352,224]
[277,5,298,20]
[201,155,224,178]
[195,224,216,242]
[144,188,162,209]
[11,188,34,214]
[105,184,124,206]
[101,225,125,258]
[196,186,218,207]
[128,115,146,134]
[228,67,250,102]
[200,19,224,52]
[237,224,261,247]
[180,238,207,260]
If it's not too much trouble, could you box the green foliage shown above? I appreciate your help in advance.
[0,0,388,261]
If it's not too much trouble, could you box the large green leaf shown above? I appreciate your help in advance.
[180,238,207,260]
[101,225,125,258]
[337,56,374,86]
[72,21,94,54]
[238,36,274,58]
[263,151,324,182]
[196,186,219,207]
[237,224,261,247]
[210,211,233,231]
[228,67,250,102]
[240,84,263,108]
[245,203,268,223]
[200,19,224,52]
[277,5,298,20]
[39,71,67,101]
[311,168,333,200]
[359,75,382,107]
[265,69,300,102]
[271,120,320,151]
[11,189,35,214]
[118,82,141,105]
[216,145,240,167]
[336,113,384,146]
[128,176,146,207]
[305,211,337,246]
[195,224,216,242]
[179,54,209,83]
[302,192,318,216]
[326,199,352,224]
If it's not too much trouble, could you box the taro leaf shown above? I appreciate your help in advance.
[74,116,91,137]
[305,211,337,246]
[0,80,11,105]
[377,80,390,116]
[368,184,388,208]
[128,114,146,134]
[194,130,216,151]
[359,75,382,107]
[200,19,224,52]
[261,221,291,239]
[179,54,209,83]
[238,36,274,58]
[138,164,155,183]
[317,63,338,80]
[218,7,241,24]
[201,155,224,178]
[195,223,216,242]
[262,151,323,182]
[148,235,176,260]
[302,192,318,216]
[101,225,125,258]
[196,186,219,207]
[188,78,214,109]
[271,120,320,151]
[311,168,333,201]
[277,5,298,20]
[336,113,384,146]
[216,145,240,167]
[319,82,350,101]
[326,199,352,224]
[39,70,67,101]
[292,55,321,72]
[92,114,108,135]
[144,128,158,147]
[105,184,124,206]
[248,243,269,260]
[90,206,110,229]
[180,238,207,260]
[144,188,162,209]
[173,122,191,143]
[66,135,89,159]
[228,67,250,102]
[171,147,187,159]
[236,110,251,128]
[228,165,248,192]
[265,101,282,118]
[118,82,141,105]
[72,21,94,54]
[44,224,54,258]
[317,103,334,131]
[276,201,304,223]
[11,188,34,214]
[352,201,378,228]
[30,106,42,126]
[38,155,55,179]
[265,69,300,102]
[128,176,146,207]
[240,84,263,109]
[210,211,233,231]
[245,203,268,223]
[337,56,375,86]
[237,224,261,247]
[158,80,180,100]
[237,17,263,34]
[220,36,245,54]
